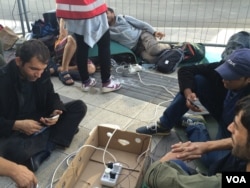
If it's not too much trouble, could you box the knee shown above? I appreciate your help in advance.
[66,36,77,50]
[87,59,96,74]
[76,100,87,113]
[67,100,87,116]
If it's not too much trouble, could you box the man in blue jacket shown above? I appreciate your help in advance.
[106,7,171,64]
[0,39,87,172]
[137,48,250,169]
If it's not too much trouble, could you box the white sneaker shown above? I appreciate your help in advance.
[102,79,121,93]
[82,77,97,92]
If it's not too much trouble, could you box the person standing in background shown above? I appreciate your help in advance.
[56,0,121,93]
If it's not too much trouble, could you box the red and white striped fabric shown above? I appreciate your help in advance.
[56,0,107,19]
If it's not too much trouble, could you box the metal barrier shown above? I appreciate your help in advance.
[0,0,249,46]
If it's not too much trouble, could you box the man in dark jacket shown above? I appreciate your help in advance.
[136,48,250,168]
[0,39,87,172]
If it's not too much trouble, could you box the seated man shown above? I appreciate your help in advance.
[106,7,171,64]
[0,39,87,172]
[0,157,37,187]
[137,48,250,139]
[52,18,96,85]
[143,95,250,187]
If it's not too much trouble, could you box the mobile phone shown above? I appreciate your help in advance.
[188,99,200,109]
[47,114,60,120]
[33,126,48,136]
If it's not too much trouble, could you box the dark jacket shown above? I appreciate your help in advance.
[177,61,250,138]
[178,61,226,99]
[0,60,65,137]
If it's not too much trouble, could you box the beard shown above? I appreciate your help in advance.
[232,143,250,161]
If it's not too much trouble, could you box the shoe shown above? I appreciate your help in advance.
[58,71,74,86]
[24,151,51,172]
[177,115,206,128]
[136,121,171,136]
[102,78,121,93]
[82,77,96,91]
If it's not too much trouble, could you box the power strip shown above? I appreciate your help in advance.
[100,163,122,187]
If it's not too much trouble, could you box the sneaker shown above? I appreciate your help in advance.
[177,115,206,128]
[82,77,97,92]
[136,121,171,136]
[102,79,121,93]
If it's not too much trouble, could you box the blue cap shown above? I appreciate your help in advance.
[215,48,250,80]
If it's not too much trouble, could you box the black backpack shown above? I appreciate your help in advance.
[156,48,184,74]
[221,31,250,60]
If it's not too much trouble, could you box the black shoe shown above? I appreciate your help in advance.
[25,151,51,172]
[136,121,171,136]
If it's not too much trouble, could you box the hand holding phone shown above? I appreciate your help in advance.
[47,114,60,120]
[187,99,200,109]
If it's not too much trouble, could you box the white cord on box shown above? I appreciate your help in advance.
[102,128,118,169]
[47,144,117,188]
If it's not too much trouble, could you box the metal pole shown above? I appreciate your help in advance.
[17,0,25,37]
[21,0,31,32]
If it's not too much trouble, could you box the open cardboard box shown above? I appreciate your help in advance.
[56,125,152,188]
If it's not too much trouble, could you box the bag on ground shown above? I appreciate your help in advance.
[0,25,19,50]
[221,31,250,60]
[156,49,184,74]
[175,42,206,64]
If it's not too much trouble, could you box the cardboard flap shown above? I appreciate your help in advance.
[97,126,151,154]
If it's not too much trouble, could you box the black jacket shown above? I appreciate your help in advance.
[0,60,65,137]
[178,61,250,137]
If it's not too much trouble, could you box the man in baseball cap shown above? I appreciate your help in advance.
[215,48,250,80]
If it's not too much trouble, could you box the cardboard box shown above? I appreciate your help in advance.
[56,125,152,188]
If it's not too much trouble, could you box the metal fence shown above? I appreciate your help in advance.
[1,0,250,46]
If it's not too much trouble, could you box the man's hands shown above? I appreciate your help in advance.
[154,31,165,40]
[159,141,208,163]
[12,164,37,188]
[0,157,37,188]
[39,110,62,126]
[184,89,202,112]
[13,110,63,135]
[171,141,207,161]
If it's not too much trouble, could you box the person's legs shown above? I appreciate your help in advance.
[186,123,230,169]
[97,30,111,83]
[140,31,171,56]
[97,30,121,92]
[56,36,75,85]
[60,35,76,72]
[74,33,90,82]
[136,75,222,135]
[140,50,158,64]
[0,130,50,164]
[49,100,87,147]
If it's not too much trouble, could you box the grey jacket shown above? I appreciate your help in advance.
[109,14,156,49]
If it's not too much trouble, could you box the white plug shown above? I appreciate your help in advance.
[129,64,142,74]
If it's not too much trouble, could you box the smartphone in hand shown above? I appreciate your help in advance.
[47,114,60,120]
[187,99,200,109]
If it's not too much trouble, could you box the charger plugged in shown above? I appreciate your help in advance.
[128,64,143,74]
[100,162,122,187]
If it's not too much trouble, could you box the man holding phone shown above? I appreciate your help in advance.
[0,39,87,172]
[137,48,250,140]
